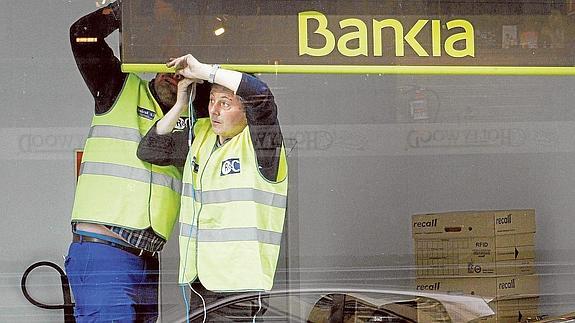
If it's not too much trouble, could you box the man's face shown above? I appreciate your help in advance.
[153,73,181,107]
[208,85,247,142]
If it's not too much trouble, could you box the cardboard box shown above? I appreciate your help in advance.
[471,310,539,323]
[413,210,536,277]
[416,258,535,277]
[415,234,535,258]
[385,299,452,323]
[306,295,452,323]
[493,297,539,315]
[411,297,539,323]
[472,297,539,322]
[415,275,539,299]
[412,209,536,239]
[415,233,535,277]
[527,311,575,322]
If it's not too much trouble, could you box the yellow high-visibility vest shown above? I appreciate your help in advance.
[72,74,183,240]
[179,118,288,291]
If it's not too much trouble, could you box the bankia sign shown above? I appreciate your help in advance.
[121,0,575,73]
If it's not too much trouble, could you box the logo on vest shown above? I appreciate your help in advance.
[173,117,188,132]
[137,107,156,120]
[191,156,199,173]
[221,158,241,176]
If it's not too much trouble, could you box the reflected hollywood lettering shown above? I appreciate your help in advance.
[252,126,334,151]
[19,133,85,153]
[407,127,527,149]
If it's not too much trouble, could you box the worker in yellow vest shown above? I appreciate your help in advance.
[138,53,288,322]
[65,2,209,322]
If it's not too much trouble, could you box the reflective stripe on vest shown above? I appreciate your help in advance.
[182,185,286,208]
[179,223,282,245]
[81,161,182,194]
[88,125,141,142]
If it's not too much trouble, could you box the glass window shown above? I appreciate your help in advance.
[8,1,575,322]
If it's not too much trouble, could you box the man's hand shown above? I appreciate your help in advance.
[168,53,242,93]
[102,0,121,23]
[167,54,211,81]
[155,77,200,136]
[174,77,196,108]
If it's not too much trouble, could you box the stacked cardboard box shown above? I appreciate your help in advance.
[412,209,538,323]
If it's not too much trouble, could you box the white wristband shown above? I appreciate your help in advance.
[208,64,220,83]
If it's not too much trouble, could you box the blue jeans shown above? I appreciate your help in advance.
[65,241,159,322]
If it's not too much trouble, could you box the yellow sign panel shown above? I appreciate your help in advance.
[120,0,575,74]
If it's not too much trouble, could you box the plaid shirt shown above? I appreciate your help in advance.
[105,225,166,252]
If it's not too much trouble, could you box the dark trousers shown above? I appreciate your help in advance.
[188,281,268,322]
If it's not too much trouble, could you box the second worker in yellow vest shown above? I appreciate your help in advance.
[138,54,288,321]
